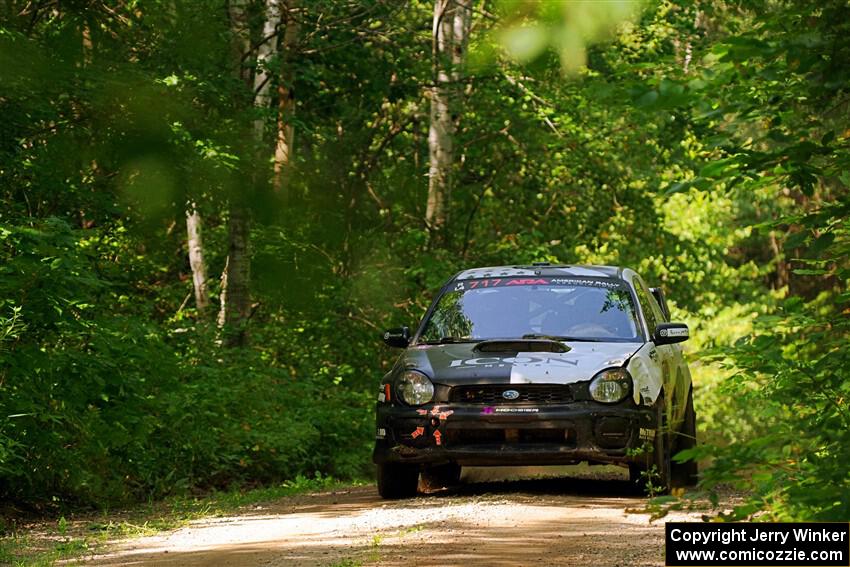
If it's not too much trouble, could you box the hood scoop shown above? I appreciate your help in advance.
[473,339,570,354]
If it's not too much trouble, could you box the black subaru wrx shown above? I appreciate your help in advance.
[373,264,697,498]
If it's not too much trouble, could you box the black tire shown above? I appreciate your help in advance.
[629,401,671,495]
[671,387,699,487]
[377,462,419,499]
[628,462,646,493]
[419,463,462,491]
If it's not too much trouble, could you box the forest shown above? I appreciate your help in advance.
[1,0,848,526]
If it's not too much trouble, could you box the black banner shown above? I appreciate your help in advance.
[666,522,850,567]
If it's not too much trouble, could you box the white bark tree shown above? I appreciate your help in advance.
[425,0,471,244]
[253,0,283,141]
[186,205,209,311]
[273,1,298,195]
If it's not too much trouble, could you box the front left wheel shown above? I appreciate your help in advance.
[629,401,671,495]
[377,462,419,499]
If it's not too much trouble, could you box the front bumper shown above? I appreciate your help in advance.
[373,401,657,467]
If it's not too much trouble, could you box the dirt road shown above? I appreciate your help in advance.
[86,467,700,567]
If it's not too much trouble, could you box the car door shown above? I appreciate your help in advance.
[633,277,682,426]
[647,289,691,431]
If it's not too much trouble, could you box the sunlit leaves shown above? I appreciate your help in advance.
[490,0,642,74]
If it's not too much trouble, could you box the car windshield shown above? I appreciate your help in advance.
[418,277,640,343]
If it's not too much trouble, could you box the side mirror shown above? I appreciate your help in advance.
[382,326,411,348]
[653,322,689,345]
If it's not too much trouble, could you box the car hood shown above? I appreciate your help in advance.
[401,341,644,386]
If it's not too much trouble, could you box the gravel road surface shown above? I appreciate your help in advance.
[85,466,700,566]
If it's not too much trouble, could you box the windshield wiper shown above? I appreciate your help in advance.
[420,337,480,345]
[521,333,606,342]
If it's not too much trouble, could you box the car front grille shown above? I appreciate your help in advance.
[448,384,574,405]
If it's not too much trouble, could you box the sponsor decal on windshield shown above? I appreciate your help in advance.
[455,277,624,290]
[548,278,621,288]
[466,278,546,288]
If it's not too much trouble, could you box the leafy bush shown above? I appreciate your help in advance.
[0,218,375,508]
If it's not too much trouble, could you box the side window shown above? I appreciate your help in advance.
[634,280,658,337]
[650,288,670,322]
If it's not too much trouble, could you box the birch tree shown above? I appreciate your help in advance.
[254,0,298,195]
[425,0,471,244]
[273,1,299,195]
[186,205,209,311]
[253,0,283,141]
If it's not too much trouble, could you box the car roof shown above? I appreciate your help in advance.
[453,264,625,281]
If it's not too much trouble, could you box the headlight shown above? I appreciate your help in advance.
[589,368,631,404]
[396,370,434,406]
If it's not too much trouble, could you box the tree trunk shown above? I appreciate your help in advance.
[425,0,471,245]
[218,205,252,345]
[219,0,255,344]
[273,0,299,195]
[186,205,209,312]
[253,0,283,142]
[229,0,252,86]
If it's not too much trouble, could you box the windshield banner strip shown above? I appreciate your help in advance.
[453,277,623,291]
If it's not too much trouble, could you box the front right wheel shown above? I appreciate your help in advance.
[671,386,698,487]
[377,462,419,499]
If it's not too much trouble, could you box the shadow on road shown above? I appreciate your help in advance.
[446,472,637,499]
[427,463,639,499]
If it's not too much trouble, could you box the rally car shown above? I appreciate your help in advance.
[373,264,697,498]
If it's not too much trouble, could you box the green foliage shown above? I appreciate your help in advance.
[1,0,848,524]
[491,0,642,73]
[629,0,850,521]
[0,215,373,507]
